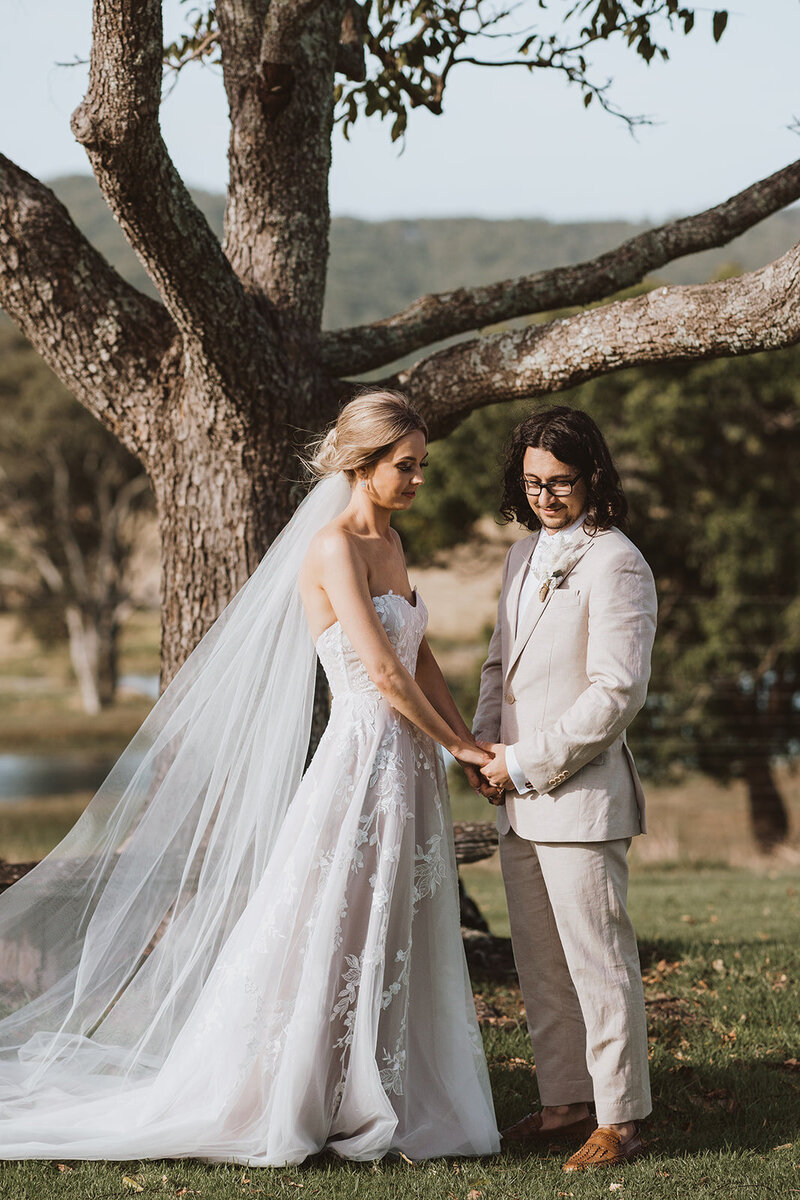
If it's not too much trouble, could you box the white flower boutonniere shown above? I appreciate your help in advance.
[531,539,584,603]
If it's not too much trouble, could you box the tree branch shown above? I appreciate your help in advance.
[0,156,173,457]
[385,243,800,438]
[321,158,800,375]
[72,0,275,385]
[218,0,345,339]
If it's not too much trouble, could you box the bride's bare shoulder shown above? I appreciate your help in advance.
[301,521,363,588]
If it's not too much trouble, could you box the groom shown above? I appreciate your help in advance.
[471,406,657,1171]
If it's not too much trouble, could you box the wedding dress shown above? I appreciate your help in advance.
[0,473,499,1164]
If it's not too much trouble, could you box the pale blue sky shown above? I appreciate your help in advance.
[3,1,799,222]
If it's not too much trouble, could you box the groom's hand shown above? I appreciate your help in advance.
[462,762,505,805]
[478,742,513,791]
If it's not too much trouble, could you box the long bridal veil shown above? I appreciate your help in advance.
[0,472,351,1099]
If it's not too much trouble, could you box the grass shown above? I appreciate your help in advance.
[0,793,93,862]
[0,866,797,1197]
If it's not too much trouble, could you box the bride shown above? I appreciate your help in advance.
[0,389,500,1164]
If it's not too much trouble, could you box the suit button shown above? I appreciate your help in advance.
[505,692,515,704]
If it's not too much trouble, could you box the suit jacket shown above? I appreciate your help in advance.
[473,525,657,842]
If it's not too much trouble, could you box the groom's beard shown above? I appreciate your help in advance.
[536,504,574,531]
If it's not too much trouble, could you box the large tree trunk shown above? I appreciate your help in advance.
[150,396,307,685]
[741,754,790,853]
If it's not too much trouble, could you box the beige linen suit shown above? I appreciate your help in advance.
[473,525,657,1124]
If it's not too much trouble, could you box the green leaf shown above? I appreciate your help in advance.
[712,10,728,42]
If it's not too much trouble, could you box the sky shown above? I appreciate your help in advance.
[3,1,800,224]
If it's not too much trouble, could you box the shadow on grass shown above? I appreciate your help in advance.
[647,1058,800,1156]
[486,1057,800,1164]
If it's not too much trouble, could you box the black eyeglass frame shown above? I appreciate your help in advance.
[521,472,583,498]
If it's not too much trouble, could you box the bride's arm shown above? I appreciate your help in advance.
[414,637,473,744]
[310,531,489,767]
[415,636,501,799]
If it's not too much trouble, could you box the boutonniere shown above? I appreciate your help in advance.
[531,540,584,603]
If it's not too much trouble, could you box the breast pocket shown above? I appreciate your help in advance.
[548,588,582,607]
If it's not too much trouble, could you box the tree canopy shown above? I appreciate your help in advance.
[165,0,730,139]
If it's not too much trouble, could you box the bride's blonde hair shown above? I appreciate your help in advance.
[307,389,428,482]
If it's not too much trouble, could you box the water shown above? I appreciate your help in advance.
[0,752,117,803]
[0,674,158,804]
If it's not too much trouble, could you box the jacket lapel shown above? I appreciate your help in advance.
[505,532,538,645]
[506,527,603,678]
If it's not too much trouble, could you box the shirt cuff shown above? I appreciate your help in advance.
[506,744,534,795]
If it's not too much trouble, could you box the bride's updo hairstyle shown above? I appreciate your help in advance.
[308,389,427,483]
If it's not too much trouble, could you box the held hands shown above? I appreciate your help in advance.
[476,741,513,792]
[452,741,504,807]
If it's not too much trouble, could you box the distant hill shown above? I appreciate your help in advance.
[48,174,800,333]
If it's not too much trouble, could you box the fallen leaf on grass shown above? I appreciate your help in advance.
[773,1142,794,1150]
[56,1164,73,1173]
[466,1191,484,1200]
[123,1178,145,1193]
[609,1183,624,1191]
[505,1056,535,1071]
[397,1152,415,1166]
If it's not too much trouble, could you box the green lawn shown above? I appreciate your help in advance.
[0,865,797,1198]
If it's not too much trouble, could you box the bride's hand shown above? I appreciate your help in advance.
[452,740,492,769]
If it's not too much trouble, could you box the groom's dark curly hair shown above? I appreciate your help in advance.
[499,405,629,533]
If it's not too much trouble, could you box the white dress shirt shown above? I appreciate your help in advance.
[505,514,588,796]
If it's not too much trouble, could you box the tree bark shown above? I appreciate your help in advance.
[0,156,173,458]
[741,754,790,853]
[391,242,800,437]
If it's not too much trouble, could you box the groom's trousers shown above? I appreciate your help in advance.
[499,829,652,1125]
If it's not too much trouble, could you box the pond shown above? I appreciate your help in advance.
[0,752,118,803]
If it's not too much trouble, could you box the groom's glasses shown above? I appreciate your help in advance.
[521,473,582,497]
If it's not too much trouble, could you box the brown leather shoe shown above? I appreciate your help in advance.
[501,1110,597,1145]
[562,1125,645,1171]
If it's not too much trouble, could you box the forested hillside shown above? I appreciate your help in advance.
[47,175,800,332]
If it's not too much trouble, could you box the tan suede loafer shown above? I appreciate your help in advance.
[501,1110,597,1145]
[562,1125,645,1170]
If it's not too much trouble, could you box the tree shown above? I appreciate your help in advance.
[579,351,800,852]
[2,0,800,686]
[0,320,152,713]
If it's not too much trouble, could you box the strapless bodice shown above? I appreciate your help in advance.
[315,591,428,700]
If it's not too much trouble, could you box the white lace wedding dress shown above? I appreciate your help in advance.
[0,590,499,1164]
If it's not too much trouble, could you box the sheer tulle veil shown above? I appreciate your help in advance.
[0,471,352,1094]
